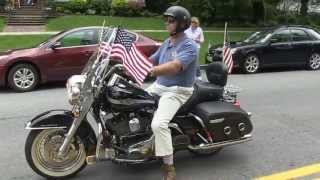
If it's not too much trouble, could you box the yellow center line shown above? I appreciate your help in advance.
[255,163,320,180]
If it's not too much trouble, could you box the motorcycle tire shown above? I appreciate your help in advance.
[25,129,87,179]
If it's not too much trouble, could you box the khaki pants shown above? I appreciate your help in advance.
[146,82,194,157]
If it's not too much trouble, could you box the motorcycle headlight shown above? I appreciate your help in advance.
[66,75,85,105]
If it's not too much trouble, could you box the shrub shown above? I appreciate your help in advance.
[110,0,143,16]
[0,0,6,11]
[66,0,88,14]
[88,0,110,15]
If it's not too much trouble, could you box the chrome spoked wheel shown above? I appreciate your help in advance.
[27,129,87,178]
[244,55,260,73]
[308,53,320,70]
[13,68,35,89]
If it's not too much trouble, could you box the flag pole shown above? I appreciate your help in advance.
[224,22,227,46]
[208,40,211,50]
[97,19,106,59]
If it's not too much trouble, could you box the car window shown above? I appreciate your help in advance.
[59,29,98,47]
[305,29,320,40]
[243,30,273,44]
[271,30,291,43]
[291,29,312,41]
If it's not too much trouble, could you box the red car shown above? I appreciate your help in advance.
[0,27,160,92]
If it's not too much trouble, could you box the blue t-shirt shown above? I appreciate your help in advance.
[149,33,198,87]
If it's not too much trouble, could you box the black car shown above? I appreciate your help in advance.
[206,25,320,73]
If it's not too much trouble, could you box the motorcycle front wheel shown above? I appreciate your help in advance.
[25,129,87,179]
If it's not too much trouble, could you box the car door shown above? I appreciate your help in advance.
[42,29,99,81]
[263,29,293,66]
[289,28,313,64]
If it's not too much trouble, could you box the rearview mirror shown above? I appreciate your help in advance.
[50,42,62,49]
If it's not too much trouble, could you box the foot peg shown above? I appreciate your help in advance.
[86,155,97,165]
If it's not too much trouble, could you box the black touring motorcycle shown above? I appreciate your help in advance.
[24,28,253,179]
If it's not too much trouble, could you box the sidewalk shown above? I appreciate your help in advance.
[3,25,47,32]
[0,29,251,36]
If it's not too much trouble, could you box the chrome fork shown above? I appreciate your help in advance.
[57,109,84,157]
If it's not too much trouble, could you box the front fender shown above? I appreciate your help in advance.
[25,109,74,129]
[25,109,98,140]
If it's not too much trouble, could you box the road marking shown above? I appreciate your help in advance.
[256,163,320,180]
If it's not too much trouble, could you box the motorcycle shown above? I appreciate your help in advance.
[24,28,253,179]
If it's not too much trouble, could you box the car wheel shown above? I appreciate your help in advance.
[8,63,39,92]
[241,54,260,74]
[307,52,320,70]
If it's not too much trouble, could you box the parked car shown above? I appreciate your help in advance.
[0,27,161,92]
[206,25,320,73]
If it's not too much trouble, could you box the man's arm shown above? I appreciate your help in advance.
[150,60,182,76]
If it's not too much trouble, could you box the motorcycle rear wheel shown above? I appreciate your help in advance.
[25,129,87,179]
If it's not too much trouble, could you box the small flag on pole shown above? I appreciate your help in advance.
[223,22,234,73]
[99,28,153,85]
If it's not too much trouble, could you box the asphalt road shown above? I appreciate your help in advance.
[0,68,320,180]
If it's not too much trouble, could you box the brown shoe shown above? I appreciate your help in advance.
[161,164,176,180]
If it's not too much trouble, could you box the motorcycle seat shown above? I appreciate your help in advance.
[177,80,224,114]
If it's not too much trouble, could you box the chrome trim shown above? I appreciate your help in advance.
[196,133,209,144]
[95,123,104,160]
[113,158,149,164]
[238,123,246,132]
[188,134,253,151]
[128,135,154,155]
[129,135,154,150]
[189,113,206,128]
[209,118,225,124]
[25,122,67,130]
[86,112,99,138]
[58,116,83,157]
[53,44,97,49]
[224,126,232,136]
[168,123,183,134]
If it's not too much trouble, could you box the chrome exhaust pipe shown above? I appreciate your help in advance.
[188,134,252,151]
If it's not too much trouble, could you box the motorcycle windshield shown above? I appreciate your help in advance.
[77,27,118,119]
[81,27,112,76]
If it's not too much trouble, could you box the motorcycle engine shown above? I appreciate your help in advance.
[104,109,154,144]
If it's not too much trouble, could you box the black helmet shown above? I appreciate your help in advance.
[163,6,191,34]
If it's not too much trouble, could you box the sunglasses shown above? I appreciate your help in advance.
[164,17,176,24]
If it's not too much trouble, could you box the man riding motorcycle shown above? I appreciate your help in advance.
[147,6,197,180]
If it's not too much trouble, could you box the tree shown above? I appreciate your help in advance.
[252,0,266,23]
[301,0,309,15]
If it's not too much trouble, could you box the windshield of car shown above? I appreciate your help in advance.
[37,31,67,47]
[243,30,273,44]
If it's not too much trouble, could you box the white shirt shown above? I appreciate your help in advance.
[185,26,204,49]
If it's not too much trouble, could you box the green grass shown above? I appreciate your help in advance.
[46,15,165,31]
[46,15,259,32]
[0,32,251,64]
[0,35,51,52]
[141,32,251,64]
[0,17,5,32]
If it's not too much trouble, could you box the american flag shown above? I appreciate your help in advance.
[223,23,234,73]
[100,28,153,85]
